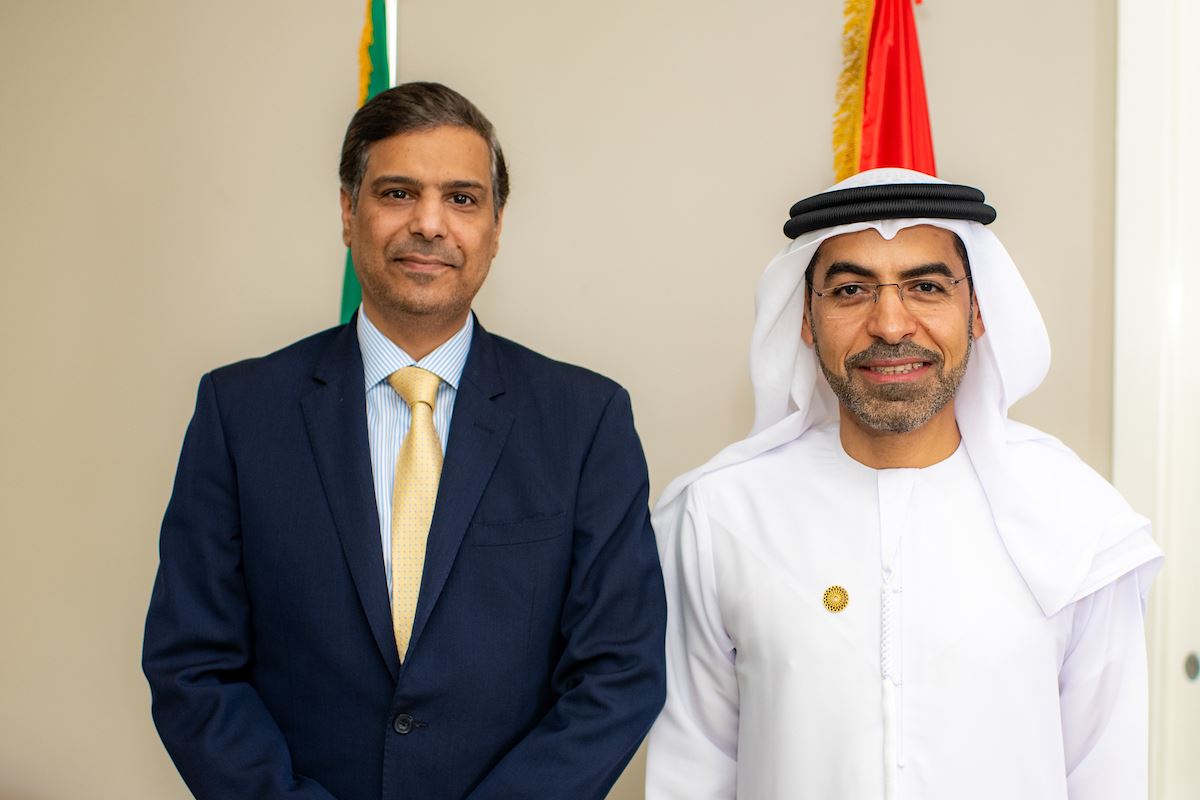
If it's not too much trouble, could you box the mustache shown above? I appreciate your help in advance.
[845,342,943,370]
[386,239,461,267]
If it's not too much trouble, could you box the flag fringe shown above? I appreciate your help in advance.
[357,0,375,105]
[833,0,873,181]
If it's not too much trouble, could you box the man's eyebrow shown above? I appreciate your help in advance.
[821,260,959,283]
[898,262,956,280]
[369,174,421,192]
[368,176,489,196]
[445,179,487,193]
[821,261,876,282]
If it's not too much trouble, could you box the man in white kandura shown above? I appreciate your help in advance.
[646,168,1163,800]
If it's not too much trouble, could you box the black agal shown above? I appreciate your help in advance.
[784,182,997,240]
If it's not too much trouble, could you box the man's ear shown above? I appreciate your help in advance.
[801,303,815,348]
[971,294,986,339]
[339,188,354,248]
[491,206,504,258]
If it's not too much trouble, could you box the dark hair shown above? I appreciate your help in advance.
[339,81,509,216]
[803,230,973,291]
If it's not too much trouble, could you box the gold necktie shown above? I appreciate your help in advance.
[387,366,443,661]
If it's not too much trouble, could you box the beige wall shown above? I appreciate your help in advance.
[0,1,1116,798]
[0,2,357,797]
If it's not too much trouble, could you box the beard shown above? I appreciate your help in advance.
[355,237,484,321]
[813,330,973,434]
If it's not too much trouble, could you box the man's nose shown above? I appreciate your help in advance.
[864,284,918,344]
[409,196,448,239]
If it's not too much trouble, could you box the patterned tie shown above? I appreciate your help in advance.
[386,366,444,661]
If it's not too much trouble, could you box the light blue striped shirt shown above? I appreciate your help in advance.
[357,306,473,592]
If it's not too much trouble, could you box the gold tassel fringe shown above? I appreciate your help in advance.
[833,0,873,181]
[357,0,375,106]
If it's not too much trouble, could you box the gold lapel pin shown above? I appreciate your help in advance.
[823,585,849,613]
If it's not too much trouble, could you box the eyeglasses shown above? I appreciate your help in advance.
[811,275,971,318]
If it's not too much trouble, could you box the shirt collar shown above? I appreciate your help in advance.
[356,305,473,391]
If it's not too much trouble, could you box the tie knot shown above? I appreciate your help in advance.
[387,366,441,409]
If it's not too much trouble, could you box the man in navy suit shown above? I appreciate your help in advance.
[143,82,666,800]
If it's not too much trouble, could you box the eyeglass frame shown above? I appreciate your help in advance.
[808,274,973,314]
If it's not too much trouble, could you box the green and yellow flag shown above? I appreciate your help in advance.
[341,0,395,323]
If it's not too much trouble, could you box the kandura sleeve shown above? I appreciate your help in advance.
[646,486,739,800]
[1059,567,1153,800]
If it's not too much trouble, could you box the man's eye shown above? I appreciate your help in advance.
[832,283,868,298]
[385,189,409,200]
[909,280,946,294]
[450,193,474,205]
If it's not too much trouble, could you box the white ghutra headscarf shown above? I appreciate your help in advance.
[655,168,1161,615]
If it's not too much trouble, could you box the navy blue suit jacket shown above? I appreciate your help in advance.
[143,319,666,799]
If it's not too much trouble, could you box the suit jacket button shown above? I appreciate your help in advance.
[392,713,414,735]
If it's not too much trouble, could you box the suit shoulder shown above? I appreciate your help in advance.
[206,324,345,388]
[195,325,350,422]
[487,332,625,399]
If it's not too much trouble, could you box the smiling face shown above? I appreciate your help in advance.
[341,125,503,353]
[801,225,985,442]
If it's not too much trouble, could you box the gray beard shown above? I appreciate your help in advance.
[813,331,973,434]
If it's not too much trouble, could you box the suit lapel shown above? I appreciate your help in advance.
[301,320,400,679]
[406,325,513,660]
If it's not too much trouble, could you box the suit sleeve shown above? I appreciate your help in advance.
[142,374,337,800]
[465,388,667,800]
[1059,567,1153,800]
[644,486,739,799]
